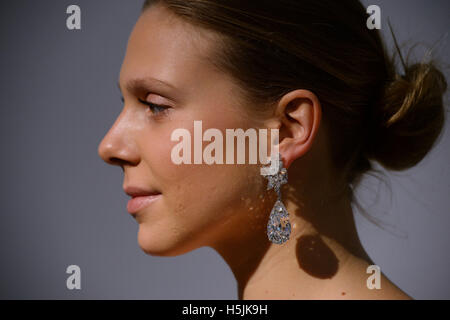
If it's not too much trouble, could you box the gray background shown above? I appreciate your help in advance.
[0,0,449,299]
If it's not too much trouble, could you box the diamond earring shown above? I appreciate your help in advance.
[261,152,291,244]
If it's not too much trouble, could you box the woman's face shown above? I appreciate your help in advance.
[98,5,272,256]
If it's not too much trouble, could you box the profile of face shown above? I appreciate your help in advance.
[98,5,275,256]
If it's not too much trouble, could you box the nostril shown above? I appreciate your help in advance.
[108,157,127,167]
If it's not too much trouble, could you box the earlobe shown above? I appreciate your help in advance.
[277,90,321,169]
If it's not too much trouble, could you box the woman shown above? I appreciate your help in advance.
[98,0,447,299]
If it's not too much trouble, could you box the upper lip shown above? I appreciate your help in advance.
[123,185,161,198]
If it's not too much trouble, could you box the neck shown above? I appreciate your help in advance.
[211,183,374,299]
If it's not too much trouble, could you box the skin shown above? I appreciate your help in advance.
[98,4,412,300]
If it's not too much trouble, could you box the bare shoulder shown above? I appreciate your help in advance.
[331,258,414,300]
[377,273,413,300]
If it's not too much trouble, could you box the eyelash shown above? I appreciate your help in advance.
[138,98,170,115]
[120,96,169,115]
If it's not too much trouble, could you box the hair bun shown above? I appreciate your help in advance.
[367,61,447,171]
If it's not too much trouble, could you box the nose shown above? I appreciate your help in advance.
[97,112,140,168]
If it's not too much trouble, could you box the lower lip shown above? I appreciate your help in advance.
[127,194,161,214]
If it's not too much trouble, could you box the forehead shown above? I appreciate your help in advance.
[119,5,220,96]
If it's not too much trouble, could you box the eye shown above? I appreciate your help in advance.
[138,98,170,115]
[119,96,170,116]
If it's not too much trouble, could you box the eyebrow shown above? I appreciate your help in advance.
[117,77,181,102]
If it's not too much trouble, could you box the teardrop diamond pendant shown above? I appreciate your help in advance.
[261,152,291,244]
[267,199,291,244]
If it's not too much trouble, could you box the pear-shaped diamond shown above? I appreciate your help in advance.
[267,200,291,244]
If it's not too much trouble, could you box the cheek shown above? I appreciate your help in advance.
[137,110,269,245]
[160,163,266,251]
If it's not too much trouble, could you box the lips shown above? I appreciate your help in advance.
[123,185,162,214]
[126,194,161,214]
[124,185,160,197]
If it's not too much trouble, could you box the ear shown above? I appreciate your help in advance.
[276,89,322,169]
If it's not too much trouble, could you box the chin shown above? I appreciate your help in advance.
[136,224,198,257]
